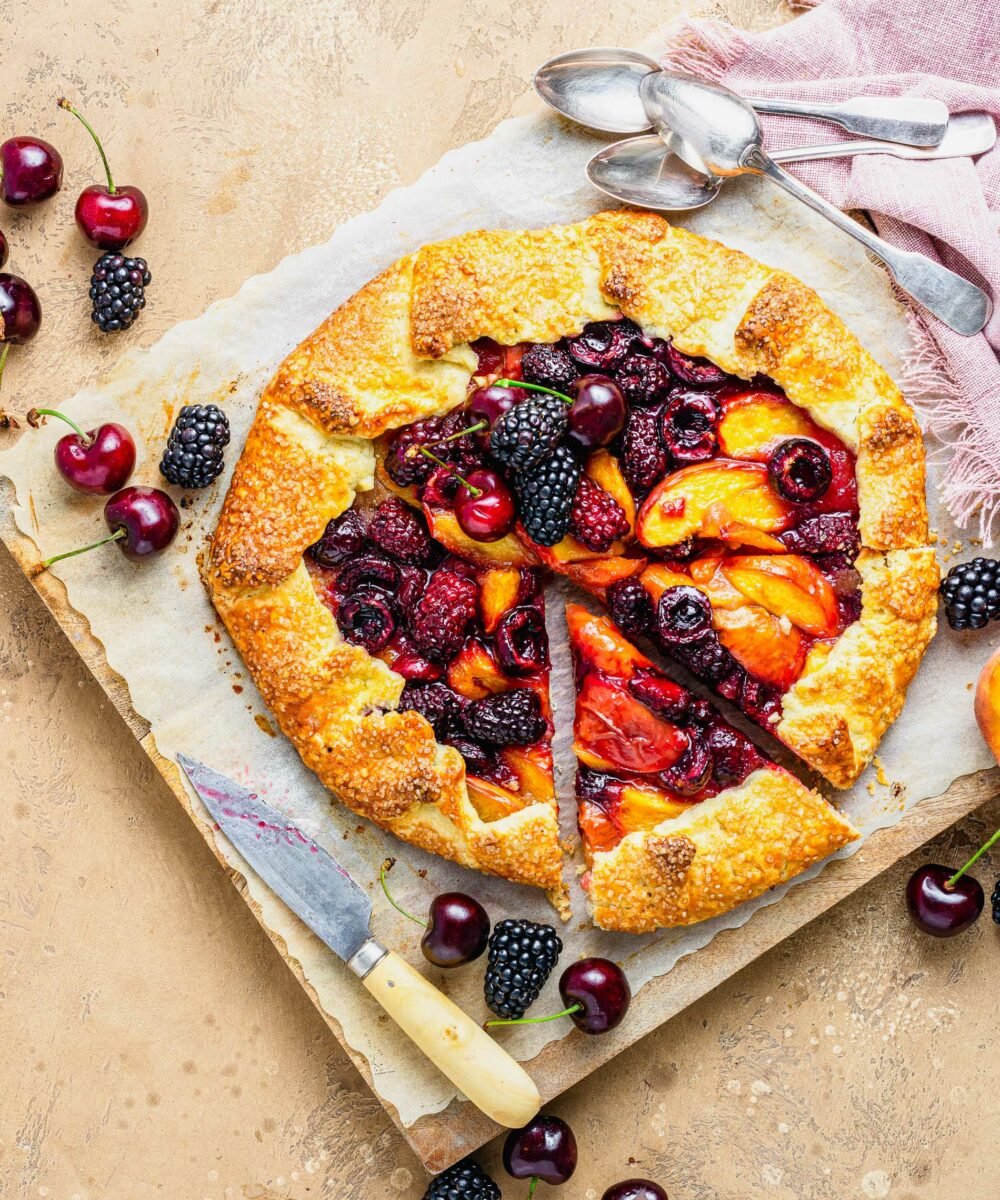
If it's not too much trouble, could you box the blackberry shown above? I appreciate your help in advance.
[569,475,629,552]
[941,557,1000,631]
[398,681,465,738]
[423,1158,500,1200]
[410,568,479,661]
[489,394,567,471]
[462,688,547,747]
[368,497,432,564]
[517,445,581,547]
[992,879,1000,926]
[484,918,563,1020]
[90,252,151,333]
[620,405,667,496]
[521,343,579,393]
[606,577,654,636]
[159,403,230,488]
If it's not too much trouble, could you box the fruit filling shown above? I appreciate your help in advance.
[567,605,770,860]
[306,497,554,819]
[377,318,862,737]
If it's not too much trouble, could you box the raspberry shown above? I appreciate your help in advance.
[607,577,654,636]
[568,475,629,552]
[620,405,667,496]
[307,510,365,567]
[940,557,1000,631]
[462,688,547,747]
[615,352,671,407]
[367,497,432,564]
[410,568,478,661]
[517,445,581,547]
[484,918,563,1020]
[521,343,579,393]
[159,404,230,488]
[398,681,464,737]
[668,630,736,684]
[423,1158,500,1200]
[707,724,763,785]
[384,416,450,486]
[779,513,860,557]
[489,394,567,471]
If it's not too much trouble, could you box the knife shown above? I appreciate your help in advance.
[176,753,540,1128]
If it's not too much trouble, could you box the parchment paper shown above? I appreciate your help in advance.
[0,109,989,1127]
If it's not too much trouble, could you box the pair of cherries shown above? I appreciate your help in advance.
[380,862,630,1035]
[502,1114,667,1199]
[32,408,178,566]
[1,103,147,247]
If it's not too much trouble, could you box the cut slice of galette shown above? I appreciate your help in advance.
[207,209,936,915]
[567,604,858,932]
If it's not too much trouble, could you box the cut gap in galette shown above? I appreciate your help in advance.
[566,605,858,932]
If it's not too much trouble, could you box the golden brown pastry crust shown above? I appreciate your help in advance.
[587,768,859,933]
[208,210,935,914]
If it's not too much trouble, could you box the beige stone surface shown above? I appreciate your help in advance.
[1,1,997,1196]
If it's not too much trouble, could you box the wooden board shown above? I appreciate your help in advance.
[3,478,996,1172]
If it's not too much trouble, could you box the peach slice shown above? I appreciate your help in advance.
[714,603,807,690]
[636,460,792,548]
[586,449,636,534]
[574,674,688,774]
[640,562,700,604]
[479,567,522,634]
[504,745,556,803]
[424,505,536,568]
[688,553,746,610]
[975,648,1000,763]
[447,641,509,700]
[466,775,525,822]
[717,391,819,461]
[617,782,692,832]
[566,604,652,678]
[535,542,646,593]
[721,553,839,638]
[578,799,621,858]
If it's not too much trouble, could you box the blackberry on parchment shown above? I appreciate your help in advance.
[484,918,562,1020]
[941,557,1000,631]
[423,1158,500,1200]
[159,403,230,488]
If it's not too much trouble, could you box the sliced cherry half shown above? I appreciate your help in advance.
[30,407,136,494]
[59,98,148,250]
[380,859,490,967]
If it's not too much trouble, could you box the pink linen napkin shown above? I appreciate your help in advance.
[662,0,1000,540]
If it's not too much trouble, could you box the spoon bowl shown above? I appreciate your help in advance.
[533,47,658,133]
[587,135,720,210]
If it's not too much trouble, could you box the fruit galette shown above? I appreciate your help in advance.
[207,210,937,928]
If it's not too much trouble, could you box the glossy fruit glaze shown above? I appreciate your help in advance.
[378,318,861,737]
[567,604,772,858]
[305,497,554,818]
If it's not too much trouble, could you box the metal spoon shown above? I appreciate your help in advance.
[638,71,991,335]
[535,47,949,146]
[588,113,998,212]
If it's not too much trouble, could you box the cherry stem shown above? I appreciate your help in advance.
[58,98,115,194]
[946,825,1000,889]
[417,449,482,497]
[30,407,91,445]
[527,1178,538,1200]
[485,1003,583,1030]
[441,419,487,441]
[0,343,8,392]
[40,527,125,570]
[494,378,573,406]
[379,859,428,929]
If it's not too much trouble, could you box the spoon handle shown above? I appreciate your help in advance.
[747,149,991,336]
[748,95,948,147]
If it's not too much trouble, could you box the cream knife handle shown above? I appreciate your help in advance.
[350,940,541,1129]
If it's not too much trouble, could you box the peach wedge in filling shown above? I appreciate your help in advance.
[567,605,859,933]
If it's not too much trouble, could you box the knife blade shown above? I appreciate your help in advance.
[176,753,541,1129]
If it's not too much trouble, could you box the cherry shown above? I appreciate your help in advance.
[602,1181,668,1200]
[503,1115,577,1195]
[454,467,516,541]
[380,860,490,967]
[58,99,148,250]
[0,231,7,269]
[31,408,136,494]
[566,374,626,452]
[469,383,525,426]
[0,272,42,392]
[0,136,63,206]
[487,957,630,1035]
[40,486,179,570]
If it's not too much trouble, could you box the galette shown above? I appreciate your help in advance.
[206,210,937,928]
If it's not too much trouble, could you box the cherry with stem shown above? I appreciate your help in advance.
[486,957,630,1035]
[380,859,490,968]
[494,375,624,451]
[30,406,136,494]
[905,824,1000,937]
